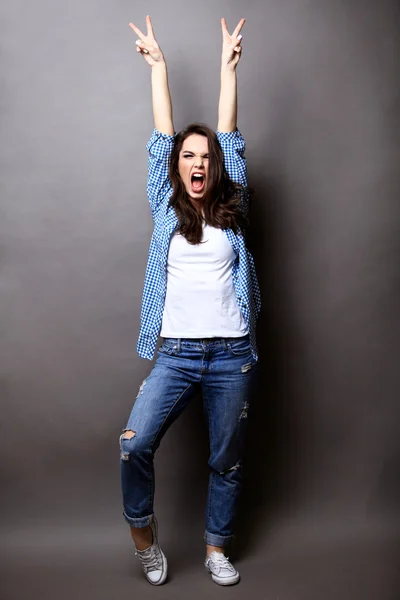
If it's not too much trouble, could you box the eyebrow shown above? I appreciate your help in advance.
[182,150,209,156]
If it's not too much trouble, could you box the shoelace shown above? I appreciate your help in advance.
[135,546,162,573]
[208,553,235,574]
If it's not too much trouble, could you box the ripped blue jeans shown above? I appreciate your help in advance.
[119,335,258,548]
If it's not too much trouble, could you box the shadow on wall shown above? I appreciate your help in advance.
[227,41,344,548]
[233,171,307,557]
[234,106,319,556]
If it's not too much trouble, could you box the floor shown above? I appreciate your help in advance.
[1,517,398,600]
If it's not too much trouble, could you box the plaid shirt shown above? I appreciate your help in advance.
[137,127,261,360]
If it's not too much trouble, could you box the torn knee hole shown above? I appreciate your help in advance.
[122,430,136,440]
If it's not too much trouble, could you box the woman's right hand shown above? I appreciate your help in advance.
[129,15,165,67]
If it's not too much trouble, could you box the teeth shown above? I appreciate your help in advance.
[192,174,203,178]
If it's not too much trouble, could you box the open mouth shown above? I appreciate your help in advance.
[190,173,205,193]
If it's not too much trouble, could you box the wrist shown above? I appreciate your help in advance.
[152,56,166,69]
[220,63,236,74]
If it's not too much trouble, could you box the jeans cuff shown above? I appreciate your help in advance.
[203,530,235,547]
[123,511,154,528]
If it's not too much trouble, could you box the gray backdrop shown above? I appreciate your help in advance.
[1,1,399,598]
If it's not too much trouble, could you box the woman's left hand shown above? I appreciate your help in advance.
[221,17,245,69]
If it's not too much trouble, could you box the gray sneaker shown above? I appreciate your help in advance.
[205,551,240,585]
[134,517,167,585]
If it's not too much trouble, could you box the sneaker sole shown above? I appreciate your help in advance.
[206,567,240,586]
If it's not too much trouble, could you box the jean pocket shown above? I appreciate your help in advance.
[227,337,252,357]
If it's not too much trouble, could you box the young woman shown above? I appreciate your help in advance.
[120,15,261,586]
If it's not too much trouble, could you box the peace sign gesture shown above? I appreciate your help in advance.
[129,15,164,67]
[221,17,245,69]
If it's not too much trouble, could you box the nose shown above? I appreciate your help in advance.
[194,156,204,168]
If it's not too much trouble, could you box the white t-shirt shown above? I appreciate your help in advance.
[160,223,248,338]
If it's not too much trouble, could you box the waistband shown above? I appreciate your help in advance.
[161,334,249,347]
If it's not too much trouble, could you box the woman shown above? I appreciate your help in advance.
[120,15,261,586]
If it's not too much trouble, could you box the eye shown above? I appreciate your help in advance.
[182,153,209,159]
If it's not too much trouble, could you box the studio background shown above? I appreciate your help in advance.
[1,1,399,598]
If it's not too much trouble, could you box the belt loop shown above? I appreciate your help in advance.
[177,338,181,353]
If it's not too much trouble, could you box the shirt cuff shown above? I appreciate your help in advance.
[216,128,242,139]
[146,128,176,153]
[216,128,245,147]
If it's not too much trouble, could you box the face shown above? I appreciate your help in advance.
[178,134,209,201]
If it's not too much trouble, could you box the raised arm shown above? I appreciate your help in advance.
[129,16,175,217]
[217,18,245,133]
[217,17,248,210]
[129,15,174,135]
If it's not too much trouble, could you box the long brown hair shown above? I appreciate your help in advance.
[168,123,249,244]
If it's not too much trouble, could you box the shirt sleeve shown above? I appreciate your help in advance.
[216,128,249,213]
[146,128,176,217]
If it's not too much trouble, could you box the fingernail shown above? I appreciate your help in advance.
[135,40,141,45]
[238,34,242,40]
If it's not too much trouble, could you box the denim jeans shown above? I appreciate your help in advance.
[119,334,258,548]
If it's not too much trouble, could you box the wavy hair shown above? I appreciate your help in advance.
[168,123,250,245]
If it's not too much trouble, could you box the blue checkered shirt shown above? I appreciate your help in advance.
[137,127,261,360]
